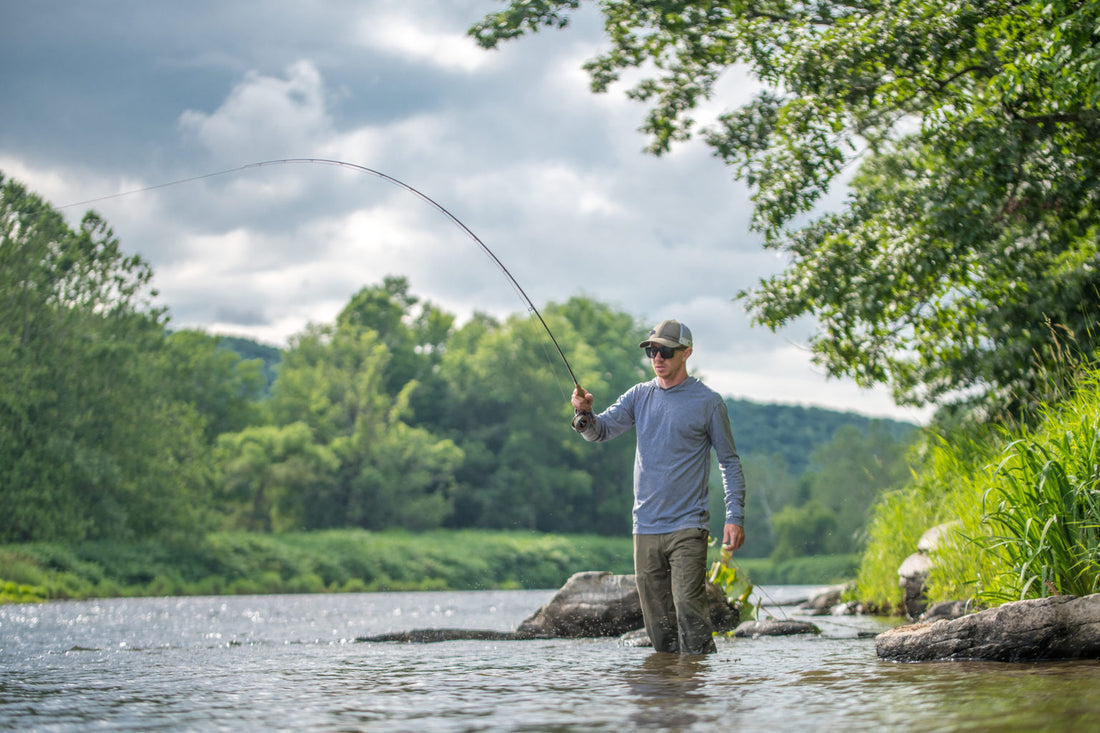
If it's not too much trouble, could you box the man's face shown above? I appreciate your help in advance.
[645,344,690,380]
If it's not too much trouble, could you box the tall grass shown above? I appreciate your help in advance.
[858,368,1100,611]
[975,390,1100,602]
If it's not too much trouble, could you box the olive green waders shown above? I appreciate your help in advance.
[633,528,717,654]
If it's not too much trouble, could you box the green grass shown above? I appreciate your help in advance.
[1,528,856,603]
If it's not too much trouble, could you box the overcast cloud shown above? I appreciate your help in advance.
[0,0,932,423]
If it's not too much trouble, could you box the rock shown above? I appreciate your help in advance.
[619,628,652,647]
[357,628,521,643]
[515,571,644,638]
[918,600,970,623]
[898,552,934,620]
[358,571,740,644]
[897,521,959,620]
[918,521,958,553]
[516,571,739,639]
[830,601,862,616]
[875,593,1100,662]
[799,584,849,615]
[733,619,821,638]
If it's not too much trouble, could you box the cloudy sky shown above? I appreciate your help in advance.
[1,1,931,423]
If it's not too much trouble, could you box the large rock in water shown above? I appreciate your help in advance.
[876,593,1100,662]
[515,571,739,639]
[356,571,739,643]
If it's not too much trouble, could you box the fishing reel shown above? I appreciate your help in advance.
[571,410,593,432]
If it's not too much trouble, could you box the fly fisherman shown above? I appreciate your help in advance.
[571,319,747,654]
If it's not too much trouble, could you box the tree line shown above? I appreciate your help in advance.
[1,173,915,556]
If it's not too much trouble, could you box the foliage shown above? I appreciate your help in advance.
[471,0,1100,422]
[0,529,637,600]
[857,430,993,611]
[972,377,1100,602]
[159,329,268,439]
[216,334,282,394]
[860,370,1100,610]
[726,420,917,559]
[770,500,838,561]
[708,542,755,621]
[432,298,646,534]
[254,293,464,532]
[803,422,917,553]
[0,173,209,543]
[737,553,860,587]
[0,531,860,603]
[214,423,338,532]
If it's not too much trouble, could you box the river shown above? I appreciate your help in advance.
[2,587,1098,731]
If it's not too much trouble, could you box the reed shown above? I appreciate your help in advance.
[975,389,1100,602]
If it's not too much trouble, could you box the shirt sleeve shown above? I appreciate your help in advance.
[578,385,639,443]
[709,399,747,525]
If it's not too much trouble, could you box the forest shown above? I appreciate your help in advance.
[0,173,915,571]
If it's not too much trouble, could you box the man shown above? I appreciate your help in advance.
[571,319,746,654]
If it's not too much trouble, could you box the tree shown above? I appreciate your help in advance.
[471,0,1100,422]
[803,422,914,552]
[264,305,462,531]
[435,297,646,534]
[770,500,838,561]
[158,329,267,440]
[214,423,337,532]
[336,276,454,422]
[0,173,208,542]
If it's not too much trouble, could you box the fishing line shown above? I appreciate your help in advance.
[63,158,590,424]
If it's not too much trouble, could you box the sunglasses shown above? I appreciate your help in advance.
[645,345,683,360]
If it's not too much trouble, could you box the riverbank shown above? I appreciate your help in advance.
[0,529,857,603]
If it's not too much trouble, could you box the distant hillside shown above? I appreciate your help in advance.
[726,398,919,475]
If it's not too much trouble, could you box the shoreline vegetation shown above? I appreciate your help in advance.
[0,529,858,605]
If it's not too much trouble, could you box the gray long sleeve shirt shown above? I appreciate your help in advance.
[577,376,746,533]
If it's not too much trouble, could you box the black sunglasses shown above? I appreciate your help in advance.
[645,345,683,359]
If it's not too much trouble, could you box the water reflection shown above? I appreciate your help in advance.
[624,652,709,729]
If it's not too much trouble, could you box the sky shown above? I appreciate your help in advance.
[0,0,933,424]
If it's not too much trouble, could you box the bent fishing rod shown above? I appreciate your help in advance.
[64,157,594,429]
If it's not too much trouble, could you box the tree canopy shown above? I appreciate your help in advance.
[471,0,1100,422]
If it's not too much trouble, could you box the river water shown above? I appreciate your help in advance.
[2,587,1098,731]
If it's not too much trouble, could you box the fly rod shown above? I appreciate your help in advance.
[63,157,593,428]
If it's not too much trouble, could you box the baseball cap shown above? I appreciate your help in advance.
[639,319,693,349]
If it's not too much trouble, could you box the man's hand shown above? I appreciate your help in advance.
[571,385,593,413]
[722,523,745,552]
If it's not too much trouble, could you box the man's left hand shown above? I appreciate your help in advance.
[723,523,745,551]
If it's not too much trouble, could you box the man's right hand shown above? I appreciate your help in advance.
[571,385,594,413]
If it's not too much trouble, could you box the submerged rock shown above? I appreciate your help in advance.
[876,593,1100,662]
[358,628,521,643]
[733,619,821,638]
